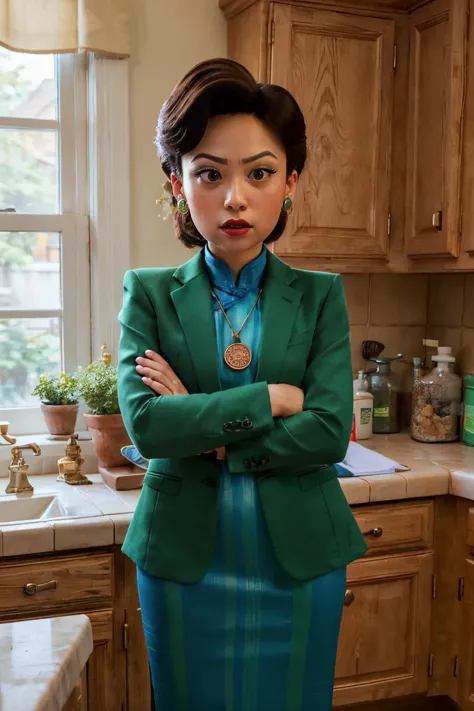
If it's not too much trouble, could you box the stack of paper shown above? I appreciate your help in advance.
[336,441,408,477]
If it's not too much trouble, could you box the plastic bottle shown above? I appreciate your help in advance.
[462,373,474,446]
[353,370,374,440]
[411,346,462,443]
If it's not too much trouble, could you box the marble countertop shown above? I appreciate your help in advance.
[0,433,472,558]
[0,614,93,711]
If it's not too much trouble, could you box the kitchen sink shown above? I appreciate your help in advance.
[0,493,68,524]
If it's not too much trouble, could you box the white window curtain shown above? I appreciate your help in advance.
[0,0,130,56]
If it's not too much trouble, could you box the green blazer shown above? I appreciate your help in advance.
[118,248,367,583]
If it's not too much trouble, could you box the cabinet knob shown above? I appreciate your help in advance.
[344,589,355,606]
[24,579,57,595]
[432,210,443,231]
[363,526,383,538]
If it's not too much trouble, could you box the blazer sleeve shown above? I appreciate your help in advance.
[117,270,275,459]
[225,274,353,474]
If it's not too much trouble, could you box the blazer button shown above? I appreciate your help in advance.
[251,456,263,468]
[242,418,253,429]
[223,422,234,432]
[261,455,270,465]
[233,421,242,431]
[244,460,252,470]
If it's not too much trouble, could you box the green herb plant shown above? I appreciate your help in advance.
[31,372,79,405]
[75,359,120,415]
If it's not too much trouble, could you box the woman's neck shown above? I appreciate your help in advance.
[206,243,264,284]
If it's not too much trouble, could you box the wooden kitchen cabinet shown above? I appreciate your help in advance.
[456,558,474,710]
[454,509,474,710]
[122,555,152,711]
[333,551,434,706]
[0,551,126,711]
[270,5,394,262]
[220,0,474,273]
[405,0,468,261]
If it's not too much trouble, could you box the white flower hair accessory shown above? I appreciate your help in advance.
[156,180,175,221]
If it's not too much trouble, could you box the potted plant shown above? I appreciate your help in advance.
[75,354,131,468]
[31,372,79,438]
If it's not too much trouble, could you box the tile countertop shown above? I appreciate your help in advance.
[0,614,93,711]
[0,433,472,558]
[341,433,474,504]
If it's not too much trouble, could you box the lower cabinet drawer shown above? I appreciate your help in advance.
[353,500,434,554]
[0,553,113,613]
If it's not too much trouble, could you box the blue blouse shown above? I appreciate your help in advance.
[203,243,267,393]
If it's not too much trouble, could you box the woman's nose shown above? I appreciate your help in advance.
[224,181,248,212]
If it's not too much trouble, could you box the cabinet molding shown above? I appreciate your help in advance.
[220,0,435,20]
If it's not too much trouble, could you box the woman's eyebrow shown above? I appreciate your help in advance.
[191,153,227,164]
[191,150,278,165]
[241,151,277,164]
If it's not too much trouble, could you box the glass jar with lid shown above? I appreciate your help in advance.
[410,346,462,443]
[368,355,403,434]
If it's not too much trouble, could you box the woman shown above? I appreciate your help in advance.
[118,57,367,711]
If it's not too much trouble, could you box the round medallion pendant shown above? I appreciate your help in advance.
[224,342,252,370]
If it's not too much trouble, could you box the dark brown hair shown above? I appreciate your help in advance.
[156,58,307,249]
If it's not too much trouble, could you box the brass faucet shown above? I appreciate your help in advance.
[6,444,41,494]
[0,422,16,446]
[57,434,92,486]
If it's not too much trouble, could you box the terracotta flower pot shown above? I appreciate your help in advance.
[84,413,131,468]
[41,403,79,437]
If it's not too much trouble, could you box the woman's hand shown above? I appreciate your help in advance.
[136,350,189,396]
[268,384,304,418]
[137,350,225,460]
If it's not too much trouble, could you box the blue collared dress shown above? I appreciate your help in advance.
[136,244,347,711]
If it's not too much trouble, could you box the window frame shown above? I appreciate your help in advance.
[0,53,131,436]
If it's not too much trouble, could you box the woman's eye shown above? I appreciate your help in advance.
[196,169,221,183]
[250,168,276,181]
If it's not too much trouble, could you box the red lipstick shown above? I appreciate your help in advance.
[220,219,252,237]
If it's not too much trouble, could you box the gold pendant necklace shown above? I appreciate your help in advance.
[210,288,262,370]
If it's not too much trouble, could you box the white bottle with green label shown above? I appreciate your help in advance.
[353,371,374,440]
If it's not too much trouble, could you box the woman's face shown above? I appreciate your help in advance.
[171,113,297,262]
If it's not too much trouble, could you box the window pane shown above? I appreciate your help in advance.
[0,128,58,213]
[0,318,62,407]
[0,46,57,120]
[0,232,61,310]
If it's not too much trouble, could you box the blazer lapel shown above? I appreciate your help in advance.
[170,248,302,392]
[170,251,221,394]
[256,251,302,384]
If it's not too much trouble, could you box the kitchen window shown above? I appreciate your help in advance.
[0,47,130,438]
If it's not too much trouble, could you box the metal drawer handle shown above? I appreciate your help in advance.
[344,590,355,606]
[432,210,443,231]
[363,526,383,538]
[24,579,57,595]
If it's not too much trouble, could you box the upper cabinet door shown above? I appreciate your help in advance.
[405,0,468,259]
[270,4,395,260]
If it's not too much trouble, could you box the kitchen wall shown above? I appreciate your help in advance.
[345,273,474,378]
[129,0,227,269]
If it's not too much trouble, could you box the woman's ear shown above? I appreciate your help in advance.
[285,170,299,200]
[170,174,184,201]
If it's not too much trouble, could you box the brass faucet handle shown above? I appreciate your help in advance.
[11,443,42,463]
[0,421,17,445]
